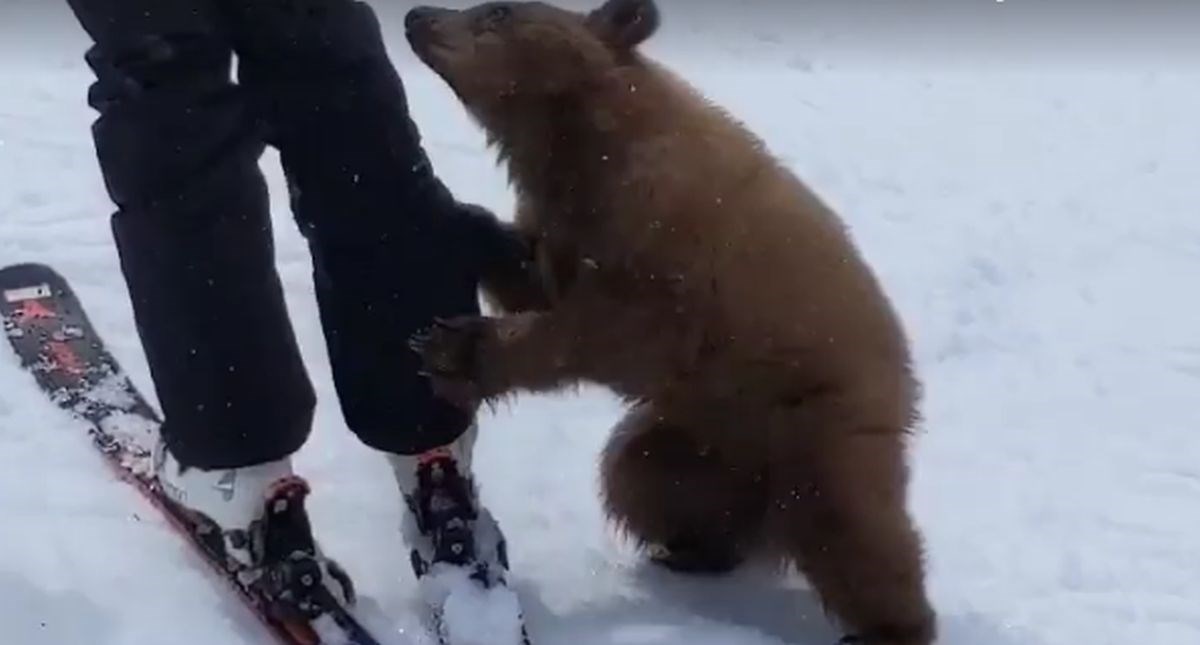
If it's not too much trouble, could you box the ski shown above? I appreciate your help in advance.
[0,262,389,645]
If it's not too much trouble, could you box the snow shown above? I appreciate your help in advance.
[3,1,1200,644]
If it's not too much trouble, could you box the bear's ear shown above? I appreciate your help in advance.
[586,0,660,51]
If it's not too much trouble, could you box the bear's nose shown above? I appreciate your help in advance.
[405,6,442,31]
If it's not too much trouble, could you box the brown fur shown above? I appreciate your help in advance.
[405,2,937,643]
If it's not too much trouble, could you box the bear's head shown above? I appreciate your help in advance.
[405,0,660,123]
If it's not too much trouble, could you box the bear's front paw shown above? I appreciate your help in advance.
[409,315,493,409]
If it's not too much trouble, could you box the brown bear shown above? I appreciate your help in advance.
[404,1,938,643]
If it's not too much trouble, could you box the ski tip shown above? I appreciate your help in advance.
[0,261,63,278]
[0,262,69,296]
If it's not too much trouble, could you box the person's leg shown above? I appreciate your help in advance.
[217,0,491,456]
[64,0,354,615]
[64,0,316,470]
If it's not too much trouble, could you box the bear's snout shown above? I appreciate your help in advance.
[405,5,458,62]
[405,6,451,34]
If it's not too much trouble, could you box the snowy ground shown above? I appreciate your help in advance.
[3,1,1200,644]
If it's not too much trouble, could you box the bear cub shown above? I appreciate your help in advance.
[406,2,937,643]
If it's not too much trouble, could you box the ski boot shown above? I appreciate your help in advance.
[388,430,510,588]
[388,425,527,644]
[152,440,355,623]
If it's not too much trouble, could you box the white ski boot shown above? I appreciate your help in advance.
[152,439,355,621]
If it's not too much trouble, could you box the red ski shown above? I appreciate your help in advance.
[1,262,389,645]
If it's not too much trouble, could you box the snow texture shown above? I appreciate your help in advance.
[2,1,1200,644]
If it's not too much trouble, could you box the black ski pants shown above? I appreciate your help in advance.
[64,0,523,469]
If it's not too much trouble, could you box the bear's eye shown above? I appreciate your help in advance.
[485,5,512,25]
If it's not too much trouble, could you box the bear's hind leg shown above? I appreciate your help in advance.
[600,403,767,575]
[765,418,936,645]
